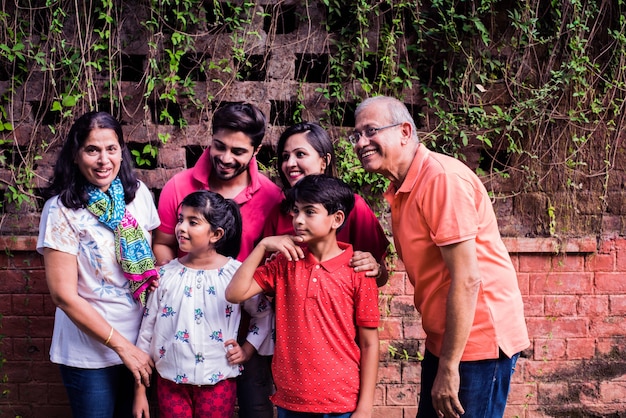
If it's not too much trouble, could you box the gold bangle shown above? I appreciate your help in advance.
[104,327,114,346]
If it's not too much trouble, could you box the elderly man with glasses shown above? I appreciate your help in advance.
[351,95,529,418]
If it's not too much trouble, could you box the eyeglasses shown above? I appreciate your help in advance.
[348,123,401,145]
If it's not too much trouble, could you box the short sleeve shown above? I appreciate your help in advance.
[37,197,80,256]
[133,181,160,233]
[421,172,479,247]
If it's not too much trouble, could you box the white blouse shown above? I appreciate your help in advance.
[136,258,273,385]
[37,181,160,368]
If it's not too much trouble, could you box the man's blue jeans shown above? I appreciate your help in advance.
[277,407,352,418]
[59,364,135,418]
[417,350,520,418]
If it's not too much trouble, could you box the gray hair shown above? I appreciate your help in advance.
[355,96,419,141]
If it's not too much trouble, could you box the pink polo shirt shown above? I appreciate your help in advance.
[253,242,379,413]
[385,144,529,361]
[157,147,283,260]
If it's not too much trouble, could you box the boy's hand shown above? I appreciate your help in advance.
[260,235,305,261]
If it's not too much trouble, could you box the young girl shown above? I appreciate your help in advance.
[133,191,272,418]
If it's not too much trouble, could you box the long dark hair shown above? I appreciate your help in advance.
[47,111,138,209]
[179,191,242,258]
[276,122,337,189]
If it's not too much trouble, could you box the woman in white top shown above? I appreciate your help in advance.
[37,111,159,418]
[134,190,272,418]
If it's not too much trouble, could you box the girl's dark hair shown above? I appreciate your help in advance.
[284,174,355,231]
[47,111,138,208]
[276,122,337,189]
[179,191,242,258]
[212,103,266,149]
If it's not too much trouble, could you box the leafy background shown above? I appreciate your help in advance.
[0,0,624,238]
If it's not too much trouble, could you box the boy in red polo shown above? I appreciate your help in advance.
[226,174,379,418]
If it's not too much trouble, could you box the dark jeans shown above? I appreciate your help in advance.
[277,407,352,418]
[59,364,134,418]
[417,350,520,418]
[236,351,274,418]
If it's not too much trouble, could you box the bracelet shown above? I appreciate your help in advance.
[104,326,114,346]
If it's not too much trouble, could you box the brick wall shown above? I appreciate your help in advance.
[3,235,626,417]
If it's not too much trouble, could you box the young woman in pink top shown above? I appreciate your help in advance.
[263,122,390,286]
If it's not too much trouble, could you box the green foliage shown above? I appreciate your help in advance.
[0,0,623,238]
[334,138,389,215]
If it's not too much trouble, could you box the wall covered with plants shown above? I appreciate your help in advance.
[0,0,625,239]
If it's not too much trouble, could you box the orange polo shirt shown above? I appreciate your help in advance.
[385,144,529,361]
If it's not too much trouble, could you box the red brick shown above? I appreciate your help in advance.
[529,272,593,295]
[373,384,385,405]
[566,338,596,359]
[512,357,528,383]
[523,295,545,316]
[596,272,626,294]
[0,271,32,293]
[32,405,73,418]
[378,362,402,384]
[18,383,48,403]
[517,272,530,295]
[578,295,609,316]
[544,295,577,316]
[609,295,626,315]
[389,295,416,316]
[3,361,32,383]
[533,338,566,360]
[2,316,35,337]
[599,381,626,404]
[586,252,615,272]
[0,383,19,403]
[524,359,578,379]
[518,255,549,273]
[504,404,529,418]
[23,269,49,293]
[386,384,417,406]
[590,316,626,337]
[537,382,569,404]
[507,382,538,405]
[379,317,403,340]
[401,361,421,384]
[403,317,427,340]
[381,271,406,296]
[32,361,63,383]
[0,294,12,313]
[597,337,626,355]
[526,317,589,339]
[12,294,45,315]
[43,294,57,315]
[371,406,403,418]
[12,337,46,361]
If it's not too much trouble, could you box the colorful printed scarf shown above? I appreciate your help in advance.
[85,178,157,306]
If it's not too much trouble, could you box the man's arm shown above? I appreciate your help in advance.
[352,326,379,418]
[152,229,177,266]
[432,239,481,418]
